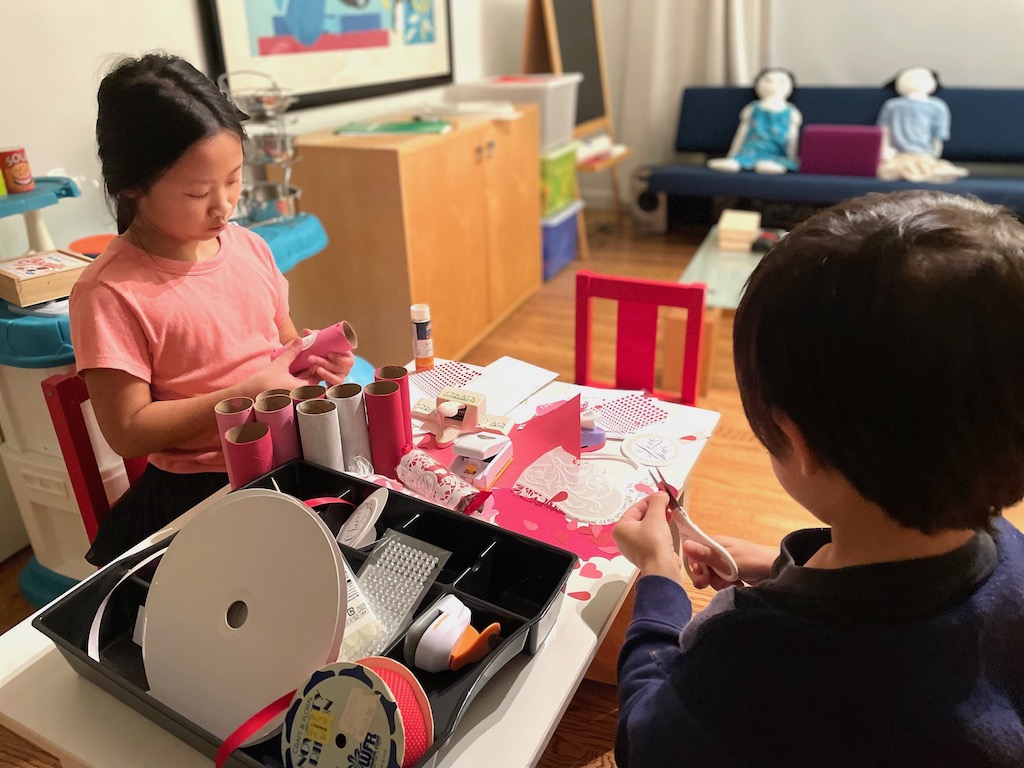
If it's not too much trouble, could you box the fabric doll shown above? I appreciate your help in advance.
[876,67,969,183]
[707,68,802,174]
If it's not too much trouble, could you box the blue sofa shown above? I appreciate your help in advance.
[649,86,1024,214]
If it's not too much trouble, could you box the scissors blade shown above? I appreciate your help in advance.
[652,467,682,510]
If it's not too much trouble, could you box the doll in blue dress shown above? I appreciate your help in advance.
[708,68,802,174]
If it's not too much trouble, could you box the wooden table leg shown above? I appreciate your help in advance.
[662,306,717,398]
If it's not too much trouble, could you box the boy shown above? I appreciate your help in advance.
[613,190,1024,767]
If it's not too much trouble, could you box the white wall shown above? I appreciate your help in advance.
[0,0,490,258]
[771,0,1024,86]
[6,0,1023,245]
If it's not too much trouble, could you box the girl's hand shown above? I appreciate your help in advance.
[240,338,309,398]
[300,328,355,387]
[612,493,684,585]
[681,536,779,591]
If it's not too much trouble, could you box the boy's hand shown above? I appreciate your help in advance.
[300,328,355,386]
[241,338,308,397]
[613,493,684,585]
[682,536,779,591]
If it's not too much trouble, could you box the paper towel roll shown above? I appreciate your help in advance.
[224,422,273,489]
[364,380,405,480]
[215,396,255,487]
[290,384,326,405]
[374,365,413,446]
[327,383,373,474]
[254,394,301,468]
[296,398,345,472]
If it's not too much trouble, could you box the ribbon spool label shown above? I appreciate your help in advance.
[283,663,403,768]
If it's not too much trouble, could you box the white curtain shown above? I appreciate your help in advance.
[587,0,772,207]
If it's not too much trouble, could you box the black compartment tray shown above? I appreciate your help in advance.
[33,460,578,768]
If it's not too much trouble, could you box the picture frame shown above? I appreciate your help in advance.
[200,0,453,111]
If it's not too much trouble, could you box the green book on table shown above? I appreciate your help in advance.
[334,119,452,135]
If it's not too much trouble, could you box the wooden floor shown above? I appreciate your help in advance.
[2,214,1022,767]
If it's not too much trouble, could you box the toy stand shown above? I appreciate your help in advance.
[0,176,81,254]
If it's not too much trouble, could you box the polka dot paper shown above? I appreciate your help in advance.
[409,361,479,399]
[595,395,668,434]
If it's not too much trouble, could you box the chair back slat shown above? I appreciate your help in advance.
[41,372,146,542]
[575,270,706,406]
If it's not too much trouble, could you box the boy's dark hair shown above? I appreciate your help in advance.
[96,52,248,233]
[734,190,1024,533]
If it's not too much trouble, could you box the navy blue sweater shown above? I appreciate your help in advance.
[616,516,1024,767]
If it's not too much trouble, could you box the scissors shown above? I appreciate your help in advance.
[650,468,740,583]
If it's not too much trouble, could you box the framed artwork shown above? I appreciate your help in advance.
[200,0,453,110]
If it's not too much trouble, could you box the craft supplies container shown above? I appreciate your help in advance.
[33,460,577,768]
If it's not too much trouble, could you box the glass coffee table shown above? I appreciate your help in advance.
[663,225,768,395]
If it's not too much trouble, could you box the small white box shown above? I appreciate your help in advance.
[446,73,583,152]
[0,445,128,579]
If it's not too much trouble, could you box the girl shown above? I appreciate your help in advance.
[70,53,353,565]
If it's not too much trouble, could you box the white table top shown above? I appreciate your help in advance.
[0,381,720,768]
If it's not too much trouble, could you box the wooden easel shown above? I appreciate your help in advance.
[522,0,633,260]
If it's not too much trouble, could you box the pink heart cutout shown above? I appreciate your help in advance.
[579,562,603,579]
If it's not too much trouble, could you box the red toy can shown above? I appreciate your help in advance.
[0,147,35,193]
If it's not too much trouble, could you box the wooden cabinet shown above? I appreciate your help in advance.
[283,105,542,366]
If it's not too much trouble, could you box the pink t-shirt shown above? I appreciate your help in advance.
[69,224,290,474]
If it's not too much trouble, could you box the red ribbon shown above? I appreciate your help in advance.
[214,690,294,768]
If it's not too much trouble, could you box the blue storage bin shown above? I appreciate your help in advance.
[542,199,585,282]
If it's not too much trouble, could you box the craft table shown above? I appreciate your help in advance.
[0,378,720,768]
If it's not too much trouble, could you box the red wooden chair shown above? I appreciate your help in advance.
[41,372,148,542]
[575,269,706,406]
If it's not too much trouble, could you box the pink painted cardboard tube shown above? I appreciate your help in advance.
[374,365,413,446]
[254,394,301,468]
[223,422,273,490]
[364,380,405,480]
[215,396,255,485]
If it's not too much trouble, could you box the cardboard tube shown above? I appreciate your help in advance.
[327,383,373,474]
[254,394,301,467]
[374,365,413,446]
[297,399,345,472]
[291,384,327,405]
[215,397,255,485]
[223,422,273,490]
[364,381,405,480]
[255,388,291,406]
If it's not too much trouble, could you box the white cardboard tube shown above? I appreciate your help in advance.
[327,383,373,474]
[296,399,345,472]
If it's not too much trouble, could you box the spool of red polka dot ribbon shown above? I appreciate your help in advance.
[279,659,433,768]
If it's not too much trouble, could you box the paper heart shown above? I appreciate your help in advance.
[568,591,592,601]
[548,490,569,504]
[522,519,539,531]
[579,562,603,579]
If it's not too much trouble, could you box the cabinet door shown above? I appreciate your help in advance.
[401,125,491,360]
[483,108,542,322]
[285,143,412,366]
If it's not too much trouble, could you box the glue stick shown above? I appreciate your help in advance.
[411,303,434,371]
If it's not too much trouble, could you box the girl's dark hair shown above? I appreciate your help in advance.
[752,68,798,99]
[734,190,1024,533]
[884,67,943,93]
[96,52,248,233]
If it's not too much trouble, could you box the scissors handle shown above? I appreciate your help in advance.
[671,508,740,583]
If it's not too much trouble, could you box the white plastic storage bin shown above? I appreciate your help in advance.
[0,445,128,579]
[446,73,583,152]
[0,362,73,455]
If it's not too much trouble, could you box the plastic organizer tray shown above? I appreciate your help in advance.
[32,460,578,768]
